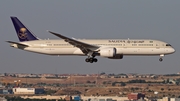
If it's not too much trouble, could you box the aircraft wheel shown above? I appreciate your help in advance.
[93,58,98,62]
[89,58,94,63]
[159,58,163,62]
[85,58,90,62]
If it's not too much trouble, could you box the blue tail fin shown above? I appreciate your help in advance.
[11,17,38,42]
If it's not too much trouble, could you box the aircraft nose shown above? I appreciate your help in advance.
[171,48,175,53]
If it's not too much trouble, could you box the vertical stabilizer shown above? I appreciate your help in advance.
[11,17,38,42]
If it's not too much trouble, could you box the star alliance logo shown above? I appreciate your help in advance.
[18,28,27,39]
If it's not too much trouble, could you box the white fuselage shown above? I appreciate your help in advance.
[11,39,175,57]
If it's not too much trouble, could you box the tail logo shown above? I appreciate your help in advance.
[18,28,27,39]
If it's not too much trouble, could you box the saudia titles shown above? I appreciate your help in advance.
[108,40,144,43]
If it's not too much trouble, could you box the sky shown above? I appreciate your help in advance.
[0,0,179,74]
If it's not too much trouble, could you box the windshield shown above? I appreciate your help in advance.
[166,44,171,46]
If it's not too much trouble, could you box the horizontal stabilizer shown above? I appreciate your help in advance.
[6,41,29,47]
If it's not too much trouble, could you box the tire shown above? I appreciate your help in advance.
[159,58,163,62]
[85,58,90,62]
[89,58,94,63]
[93,58,98,62]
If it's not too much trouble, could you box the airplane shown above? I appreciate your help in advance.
[7,17,175,63]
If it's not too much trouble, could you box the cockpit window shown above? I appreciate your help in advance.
[166,44,171,46]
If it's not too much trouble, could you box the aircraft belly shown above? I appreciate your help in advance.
[24,48,83,55]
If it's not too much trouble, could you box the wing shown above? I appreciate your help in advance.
[48,31,100,54]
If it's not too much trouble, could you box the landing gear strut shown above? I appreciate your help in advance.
[159,54,164,62]
[85,57,98,63]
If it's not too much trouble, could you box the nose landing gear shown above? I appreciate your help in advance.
[159,58,163,62]
[159,54,164,62]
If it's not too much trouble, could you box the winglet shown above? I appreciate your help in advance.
[47,30,58,35]
[47,30,53,34]
[47,30,66,39]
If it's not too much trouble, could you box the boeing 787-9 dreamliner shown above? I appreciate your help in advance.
[7,17,175,63]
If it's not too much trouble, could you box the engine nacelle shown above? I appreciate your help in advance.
[108,54,123,59]
[99,48,116,58]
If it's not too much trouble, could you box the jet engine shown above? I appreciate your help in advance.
[99,48,117,58]
[108,54,123,59]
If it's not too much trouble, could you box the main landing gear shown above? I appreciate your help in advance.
[85,57,98,63]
